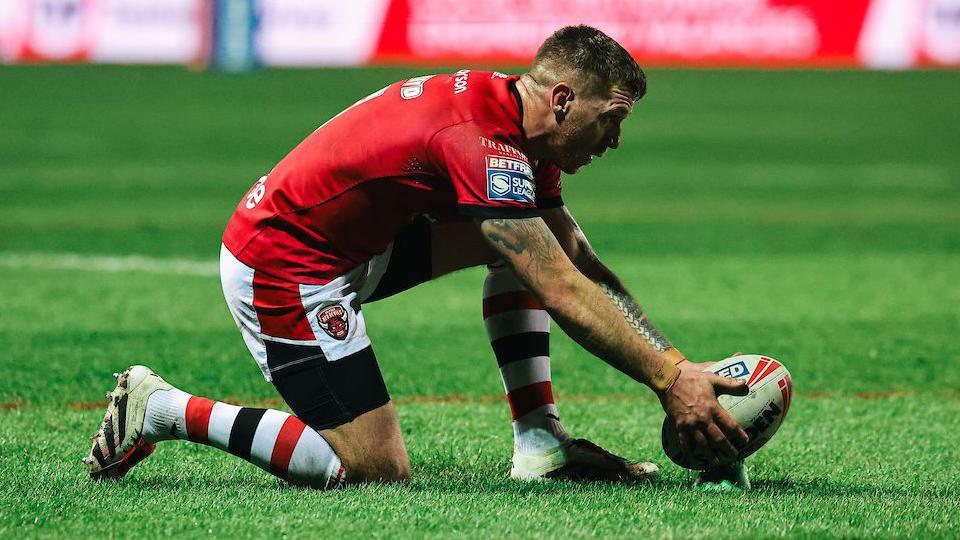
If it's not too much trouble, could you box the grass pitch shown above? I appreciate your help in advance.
[1,66,958,538]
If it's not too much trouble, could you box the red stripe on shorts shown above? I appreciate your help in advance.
[184,396,216,442]
[252,270,316,340]
[483,291,544,319]
[270,415,308,478]
[506,381,555,420]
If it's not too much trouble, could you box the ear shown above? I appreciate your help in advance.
[550,83,574,122]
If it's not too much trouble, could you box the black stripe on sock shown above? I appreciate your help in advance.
[227,408,267,460]
[490,332,550,367]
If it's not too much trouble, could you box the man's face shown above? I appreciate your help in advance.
[549,85,634,174]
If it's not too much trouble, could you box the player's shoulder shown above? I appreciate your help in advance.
[455,70,519,117]
[419,70,521,129]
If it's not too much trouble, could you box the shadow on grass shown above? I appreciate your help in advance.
[750,477,957,499]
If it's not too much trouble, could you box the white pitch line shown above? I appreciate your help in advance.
[0,252,218,277]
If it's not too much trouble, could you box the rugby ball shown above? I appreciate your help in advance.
[661,354,793,470]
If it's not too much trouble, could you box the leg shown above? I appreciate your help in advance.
[265,342,409,484]
[87,342,409,487]
[149,386,409,486]
[320,402,410,483]
[84,245,411,486]
[361,219,658,481]
[141,376,350,488]
[85,365,349,488]
[362,217,497,302]
[363,219,572,467]
[482,263,569,457]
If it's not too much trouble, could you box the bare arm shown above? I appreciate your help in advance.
[517,208,751,463]
[477,216,681,393]
[540,206,687,365]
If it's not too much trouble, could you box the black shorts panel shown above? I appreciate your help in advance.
[266,341,390,431]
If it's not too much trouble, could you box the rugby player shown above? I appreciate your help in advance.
[85,25,750,489]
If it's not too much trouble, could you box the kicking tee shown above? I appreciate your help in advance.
[222,71,563,285]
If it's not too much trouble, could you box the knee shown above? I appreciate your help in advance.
[348,451,411,484]
[377,453,412,483]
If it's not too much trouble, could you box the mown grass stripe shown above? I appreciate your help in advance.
[0,252,217,276]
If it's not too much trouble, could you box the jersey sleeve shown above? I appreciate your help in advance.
[534,161,563,209]
[428,122,540,219]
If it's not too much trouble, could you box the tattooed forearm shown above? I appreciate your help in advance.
[597,281,674,352]
[481,218,555,262]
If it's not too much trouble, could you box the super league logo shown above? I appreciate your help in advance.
[485,155,534,204]
[317,305,349,340]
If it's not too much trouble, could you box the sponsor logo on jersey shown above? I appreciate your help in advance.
[317,305,349,340]
[715,360,750,379]
[478,137,528,161]
[486,155,534,203]
[453,69,470,94]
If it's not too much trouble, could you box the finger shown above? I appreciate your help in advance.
[731,351,743,357]
[691,430,719,468]
[677,428,695,463]
[714,407,750,449]
[679,427,711,469]
[710,373,749,396]
[706,423,738,460]
[677,429,690,454]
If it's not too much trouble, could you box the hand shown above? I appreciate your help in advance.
[657,368,750,467]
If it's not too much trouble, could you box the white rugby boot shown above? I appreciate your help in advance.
[83,365,172,481]
[695,459,751,491]
[511,438,659,482]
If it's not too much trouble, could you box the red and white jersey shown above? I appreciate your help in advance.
[222,71,563,285]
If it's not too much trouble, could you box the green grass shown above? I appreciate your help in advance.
[1,65,959,538]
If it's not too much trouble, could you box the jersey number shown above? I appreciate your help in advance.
[400,75,433,100]
[315,75,435,131]
[245,176,268,209]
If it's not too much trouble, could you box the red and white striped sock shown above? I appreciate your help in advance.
[142,388,345,488]
[483,264,569,454]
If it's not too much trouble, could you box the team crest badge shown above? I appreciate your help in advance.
[317,305,349,340]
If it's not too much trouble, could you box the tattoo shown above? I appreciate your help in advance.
[481,218,555,263]
[484,231,523,255]
[597,282,673,352]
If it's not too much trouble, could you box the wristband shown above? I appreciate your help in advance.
[664,348,687,366]
[649,360,681,394]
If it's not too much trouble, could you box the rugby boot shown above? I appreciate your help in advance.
[695,459,751,492]
[83,365,172,481]
[511,438,659,482]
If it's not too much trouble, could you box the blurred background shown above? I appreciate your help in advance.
[2,0,959,69]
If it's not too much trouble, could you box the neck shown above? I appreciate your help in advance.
[515,73,552,160]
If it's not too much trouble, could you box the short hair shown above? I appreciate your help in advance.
[533,25,646,101]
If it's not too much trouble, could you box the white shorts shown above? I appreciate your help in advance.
[219,244,395,381]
